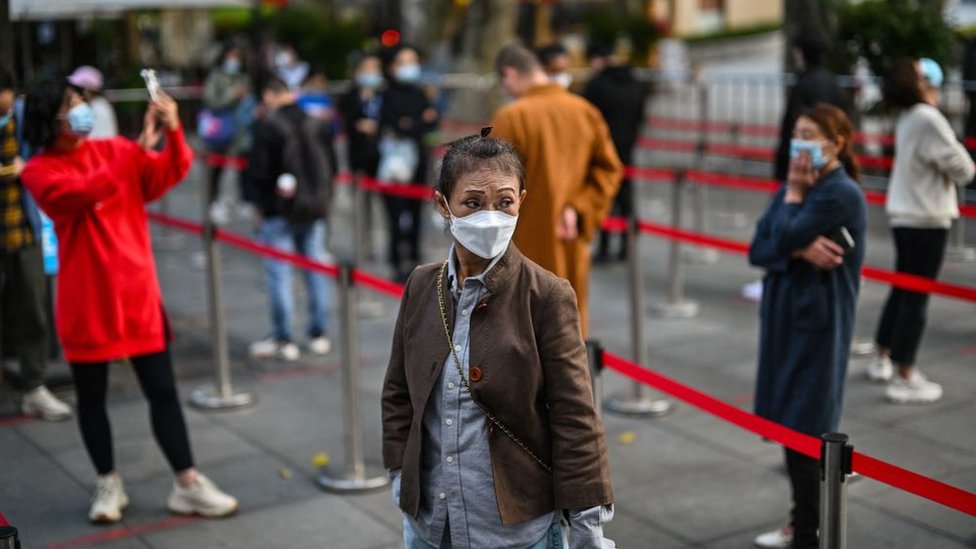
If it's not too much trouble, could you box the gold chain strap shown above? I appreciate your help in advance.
[436,261,553,474]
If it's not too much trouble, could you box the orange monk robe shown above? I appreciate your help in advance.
[490,84,623,334]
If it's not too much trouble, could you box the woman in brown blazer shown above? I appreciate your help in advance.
[381,132,615,549]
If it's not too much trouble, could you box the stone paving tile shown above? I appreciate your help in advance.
[0,428,94,548]
[139,492,400,549]
[612,460,789,545]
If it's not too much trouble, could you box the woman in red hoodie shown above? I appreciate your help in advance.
[21,78,237,523]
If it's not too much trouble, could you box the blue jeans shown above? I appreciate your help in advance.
[256,217,331,342]
[403,515,566,549]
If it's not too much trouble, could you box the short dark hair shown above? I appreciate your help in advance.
[24,78,71,148]
[261,75,290,95]
[883,57,924,109]
[586,42,614,61]
[0,68,15,92]
[438,130,525,200]
[536,43,568,67]
[215,42,242,68]
[793,30,829,67]
[495,43,541,76]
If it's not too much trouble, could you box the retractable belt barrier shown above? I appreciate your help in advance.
[601,352,976,517]
[646,115,973,150]
[146,209,976,518]
[618,217,976,302]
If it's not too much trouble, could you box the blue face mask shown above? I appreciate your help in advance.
[789,138,827,169]
[394,64,421,84]
[65,103,95,138]
[223,58,241,75]
[356,72,383,89]
[0,112,11,129]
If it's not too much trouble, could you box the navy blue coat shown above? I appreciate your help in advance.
[749,167,866,437]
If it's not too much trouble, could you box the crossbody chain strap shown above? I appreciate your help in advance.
[436,261,553,474]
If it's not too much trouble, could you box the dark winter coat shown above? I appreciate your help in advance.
[748,166,866,436]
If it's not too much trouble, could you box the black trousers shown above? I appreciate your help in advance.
[874,227,948,365]
[71,348,194,476]
[785,448,820,549]
[597,179,634,259]
[0,245,49,390]
[382,195,422,280]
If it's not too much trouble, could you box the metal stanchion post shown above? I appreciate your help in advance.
[820,433,853,549]
[651,170,700,318]
[317,264,389,492]
[685,78,719,265]
[716,122,749,230]
[0,525,20,549]
[947,210,976,262]
[189,220,257,411]
[353,177,385,317]
[606,218,672,417]
[585,340,604,418]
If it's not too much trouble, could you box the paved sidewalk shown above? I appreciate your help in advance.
[1,148,975,548]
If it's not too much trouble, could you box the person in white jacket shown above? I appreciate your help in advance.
[869,57,975,403]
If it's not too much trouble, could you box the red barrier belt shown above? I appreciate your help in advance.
[204,152,248,171]
[0,511,8,527]
[686,170,779,193]
[144,210,976,518]
[624,166,676,182]
[630,218,976,302]
[358,177,435,201]
[852,452,976,517]
[352,269,405,298]
[602,351,976,517]
[603,351,821,458]
[637,136,698,153]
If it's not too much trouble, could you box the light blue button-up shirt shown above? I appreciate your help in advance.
[395,247,615,549]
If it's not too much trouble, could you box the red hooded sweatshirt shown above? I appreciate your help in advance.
[22,127,192,363]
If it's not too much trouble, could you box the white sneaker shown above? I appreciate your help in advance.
[21,385,73,421]
[167,474,238,518]
[754,526,793,548]
[89,474,129,524]
[741,280,763,302]
[886,370,943,404]
[249,338,300,362]
[866,355,894,383]
[308,336,332,355]
[208,201,230,226]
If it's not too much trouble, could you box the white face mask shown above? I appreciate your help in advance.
[445,201,518,260]
[552,72,573,89]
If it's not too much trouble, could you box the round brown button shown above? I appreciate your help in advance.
[475,302,489,312]
[469,366,483,382]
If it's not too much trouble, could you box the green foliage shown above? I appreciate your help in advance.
[833,0,957,77]
[683,21,782,44]
[266,8,370,78]
[584,8,662,62]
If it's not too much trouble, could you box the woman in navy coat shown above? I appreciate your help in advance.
[748,104,866,549]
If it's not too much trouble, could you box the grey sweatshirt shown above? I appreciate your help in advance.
[886,103,975,229]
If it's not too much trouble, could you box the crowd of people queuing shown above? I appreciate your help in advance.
[0,29,972,548]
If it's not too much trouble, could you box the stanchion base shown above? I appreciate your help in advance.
[605,395,673,417]
[946,246,976,263]
[850,339,876,357]
[682,247,720,264]
[316,472,390,493]
[189,385,257,411]
[650,300,699,319]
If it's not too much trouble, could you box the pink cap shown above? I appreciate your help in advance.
[67,66,104,92]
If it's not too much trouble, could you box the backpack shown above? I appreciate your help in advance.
[265,110,334,224]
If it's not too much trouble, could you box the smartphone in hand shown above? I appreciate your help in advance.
[140,69,161,102]
[828,226,855,253]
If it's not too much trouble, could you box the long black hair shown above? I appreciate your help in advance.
[24,78,73,149]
